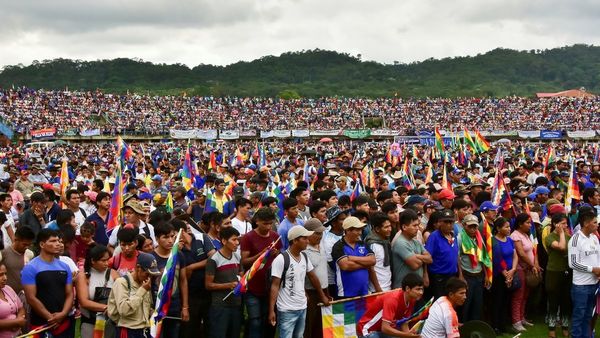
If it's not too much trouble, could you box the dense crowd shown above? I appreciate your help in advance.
[1,88,600,135]
[0,140,597,338]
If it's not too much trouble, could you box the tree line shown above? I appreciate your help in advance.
[0,45,598,98]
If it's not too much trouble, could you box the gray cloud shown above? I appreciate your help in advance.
[0,0,598,68]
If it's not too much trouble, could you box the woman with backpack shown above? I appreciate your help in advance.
[76,244,119,338]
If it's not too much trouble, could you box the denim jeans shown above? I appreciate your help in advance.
[571,283,598,338]
[277,308,306,338]
[245,293,273,338]
[209,305,242,338]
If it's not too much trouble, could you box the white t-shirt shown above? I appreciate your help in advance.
[271,251,314,311]
[368,243,392,292]
[108,222,156,247]
[421,296,460,338]
[322,230,343,285]
[74,209,86,235]
[1,211,15,249]
[231,217,252,236]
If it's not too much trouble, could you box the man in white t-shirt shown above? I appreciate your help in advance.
[231,197,253,237]
[421,277,467,338]
[0,194,15,249]
[269,226,330,338]
[568,211,600,338]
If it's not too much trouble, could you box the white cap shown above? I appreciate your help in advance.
[287,225,314,241]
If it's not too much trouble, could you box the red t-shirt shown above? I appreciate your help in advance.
[356,289,415,336]
[109,251,139,276]
[240,229,282,297]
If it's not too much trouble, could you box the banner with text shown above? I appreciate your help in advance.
[260,131,274,138]
[273,130,291,138]
[292,130,310,138]
[343,129,371,139]
[79,129,101,137]
[311,130,342,136]
[567,130,596,139]
[219,130,240,140]
[197,129,218,140]
[31,128,57,139]
[540,130,563,139]
[239,130,257,137]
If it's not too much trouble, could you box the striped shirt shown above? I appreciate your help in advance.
[206,250,242,306]
[568,231,600,286]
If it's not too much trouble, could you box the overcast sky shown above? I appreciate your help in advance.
[1,0,599,68]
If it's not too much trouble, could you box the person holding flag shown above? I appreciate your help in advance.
[356,273,425,338]
[456,214,491,322]
[206,226,243,338]
[240,207,282,338]
[151,223,189,337]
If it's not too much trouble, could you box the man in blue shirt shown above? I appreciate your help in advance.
[331,216,376,298]
[22,229,74,337]
[278,198,305,250]
[425,209,460,298]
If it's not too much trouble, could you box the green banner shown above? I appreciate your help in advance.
[343,129,371,139]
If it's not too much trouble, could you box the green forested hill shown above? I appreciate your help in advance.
[0,44,598,98]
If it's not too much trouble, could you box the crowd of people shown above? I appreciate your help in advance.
[0,139,597,338]
[1,88,600,136]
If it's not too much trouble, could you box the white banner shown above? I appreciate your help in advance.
[79,129,101,137]
[567,130,596,139]
[273,130,291,138]
[169,129,198,139]
[292,129,310,138]
[219,130,240,140]
[370,129,399,137]
[310,130,341,136]
[196,129,218,140]
[260,131,274,138]
[518,130,541,138]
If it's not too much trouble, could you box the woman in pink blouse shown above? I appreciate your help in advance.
[0,263,25,338]
[510,213,541,333]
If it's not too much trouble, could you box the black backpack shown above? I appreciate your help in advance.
[279,251,309,288]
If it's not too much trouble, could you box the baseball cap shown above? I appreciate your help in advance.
[342,216,366,230]
[233,186,245,196]
[137,252,161,276]
[548,204,566,215]
[287,225,314,241]
[404,195,427,206]
[534,186,550,195]
[304,218,326,233]
[428,183,443,193]
[151,174,163,181]
[438,189,456,200]
[424,200,443,210]
[480,201,499,212]
[463,214,479,227]
[438,209,456,221]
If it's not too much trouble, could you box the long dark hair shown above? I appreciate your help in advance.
[83,244,109,277]
[514,213,531,232]
[550,213,568,232]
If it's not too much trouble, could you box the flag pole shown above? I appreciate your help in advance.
[222,236,281,301]
[318,288,396,306]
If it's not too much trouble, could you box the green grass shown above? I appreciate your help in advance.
[497,319,600,338]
